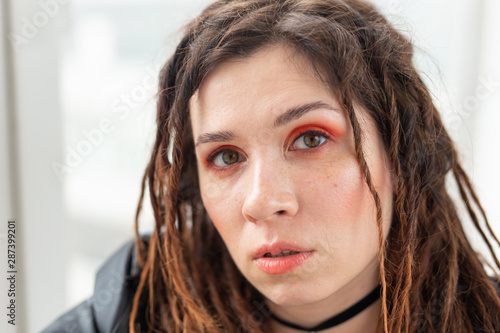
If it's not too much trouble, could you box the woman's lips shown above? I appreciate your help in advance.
[253,242,314,275]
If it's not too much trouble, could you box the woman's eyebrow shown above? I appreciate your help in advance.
[195,101,340,147]
[273,101,341,128]
[195,131,237,147]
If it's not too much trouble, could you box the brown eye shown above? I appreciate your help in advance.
[210,149,241,167]
[302,134,322,148]
[291,131,328,150]
[221,151,239,165]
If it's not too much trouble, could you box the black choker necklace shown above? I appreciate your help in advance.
[270,284,381,332]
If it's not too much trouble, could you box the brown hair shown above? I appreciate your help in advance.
[130,0,500,332]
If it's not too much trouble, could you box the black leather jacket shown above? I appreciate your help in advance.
[41,239,141,333]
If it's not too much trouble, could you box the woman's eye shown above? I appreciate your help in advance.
[210,150,242,167]
[291,131,328,150]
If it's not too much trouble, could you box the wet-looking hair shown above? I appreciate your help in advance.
[130,0,500,332]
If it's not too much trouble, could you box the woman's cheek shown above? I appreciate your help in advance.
[200,166,234,201]
[299,159,370,232]
[201,177,240,228]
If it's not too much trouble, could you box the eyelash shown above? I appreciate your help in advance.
[205,128,332,170]
[288,129,331,151]
[206,147,242,165]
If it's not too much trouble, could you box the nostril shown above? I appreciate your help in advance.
[242,191,299,222]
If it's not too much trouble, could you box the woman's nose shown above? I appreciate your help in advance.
[241,160,299,223]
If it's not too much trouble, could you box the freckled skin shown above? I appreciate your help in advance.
[190,45,394,330]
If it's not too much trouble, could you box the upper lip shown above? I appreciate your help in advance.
[252,242,313,259]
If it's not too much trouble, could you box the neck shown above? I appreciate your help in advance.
[269,299,382,333]
[267,258,382,333]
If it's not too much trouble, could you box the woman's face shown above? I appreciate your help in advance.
[190,45,394,309]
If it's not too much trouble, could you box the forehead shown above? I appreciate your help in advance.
[189,45,337,132]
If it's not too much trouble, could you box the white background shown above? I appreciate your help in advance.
[0,0,499,332]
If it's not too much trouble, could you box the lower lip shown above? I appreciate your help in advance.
[254,251,314,275]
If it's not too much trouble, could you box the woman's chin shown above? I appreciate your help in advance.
[261,284,330,308]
